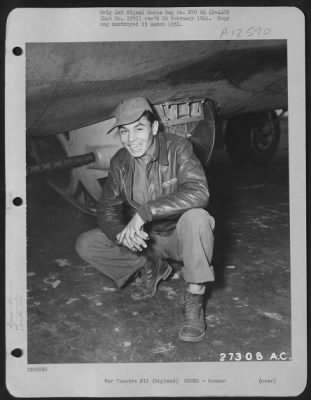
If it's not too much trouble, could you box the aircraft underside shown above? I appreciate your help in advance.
[26,40,287,214]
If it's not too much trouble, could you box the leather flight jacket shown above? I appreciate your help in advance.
[97,132,210,242]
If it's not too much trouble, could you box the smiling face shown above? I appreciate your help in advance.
[119,115,159,158]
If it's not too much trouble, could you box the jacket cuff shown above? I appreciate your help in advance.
[137,205,153,222]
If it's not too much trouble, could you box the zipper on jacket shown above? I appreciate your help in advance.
[121,164,139,210]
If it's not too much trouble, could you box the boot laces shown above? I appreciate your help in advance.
[140,261,156,289]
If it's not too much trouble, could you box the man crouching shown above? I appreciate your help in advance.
[76,97,215,342]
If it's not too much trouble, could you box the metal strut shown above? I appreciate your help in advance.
[27,152,96,175]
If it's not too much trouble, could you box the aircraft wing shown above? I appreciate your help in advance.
[26,40,287,137]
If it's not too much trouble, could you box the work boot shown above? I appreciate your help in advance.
[178,291,206,342]
[131,258,172,301]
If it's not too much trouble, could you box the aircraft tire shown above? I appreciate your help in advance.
[224,111,281,164]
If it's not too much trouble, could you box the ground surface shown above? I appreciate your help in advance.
[27,118,291,364]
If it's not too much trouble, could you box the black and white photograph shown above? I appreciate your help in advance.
[25,39,291,363]
[5,7,307,397]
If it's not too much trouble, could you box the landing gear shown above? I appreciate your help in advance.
[224,111,281,163]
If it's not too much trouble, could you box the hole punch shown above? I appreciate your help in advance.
[11,348,23,358]
[12,47,23,56]
[13,197,23,206]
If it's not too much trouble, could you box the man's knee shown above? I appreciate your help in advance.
[75,230,94,259]
[178,208,215,231]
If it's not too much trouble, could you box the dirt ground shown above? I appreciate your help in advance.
[26,117,291,364]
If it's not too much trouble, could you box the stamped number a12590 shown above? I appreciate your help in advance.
[220,26,272,38]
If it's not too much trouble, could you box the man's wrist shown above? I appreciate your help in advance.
[137,206,152,223]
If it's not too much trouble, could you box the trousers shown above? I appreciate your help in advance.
[75,208,215,288]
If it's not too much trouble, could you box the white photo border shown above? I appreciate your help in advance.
[5,6,307,397]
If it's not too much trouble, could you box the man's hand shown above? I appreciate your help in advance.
[116,213,149,252]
